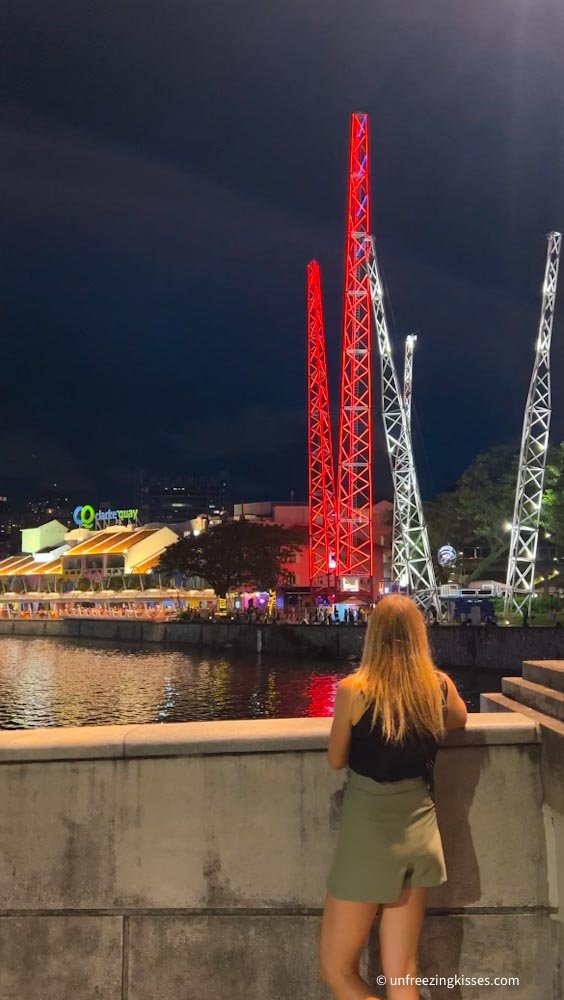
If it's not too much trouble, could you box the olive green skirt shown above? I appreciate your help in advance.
[326,770,447,904]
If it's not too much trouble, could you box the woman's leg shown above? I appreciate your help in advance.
[319,891,382,999]
[378,886,427,999]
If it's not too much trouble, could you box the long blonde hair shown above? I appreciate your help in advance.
[351,594,445,743]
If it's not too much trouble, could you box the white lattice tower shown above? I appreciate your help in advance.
[365,238,439,615]
[504,232,562,617]
[392,335,417,587]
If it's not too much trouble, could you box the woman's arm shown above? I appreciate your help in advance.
[327,679,353,769]
[440,672,468,731]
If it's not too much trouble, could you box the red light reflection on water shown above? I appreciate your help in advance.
[303,674,341,717]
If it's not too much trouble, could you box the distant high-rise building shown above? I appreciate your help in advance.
[0,496,11,557]
[140,472,231,525]
[23,490,72,528]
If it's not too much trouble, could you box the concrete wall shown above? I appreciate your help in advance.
[1,617,564,669]
[482,677,564,1000]
[0,713,560,999]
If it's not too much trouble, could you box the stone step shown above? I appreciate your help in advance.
[479,691,541,716]
[480,692,564,751]
[480,692,516,713]
[522,659,564,693]
[501,676,564,722]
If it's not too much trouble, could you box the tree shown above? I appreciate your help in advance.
[425,490,463,557]
[243,522,307,593]
[157,520,307,598]
[456,446,518,549]
[425,445,519,582]
[542,443,564,546]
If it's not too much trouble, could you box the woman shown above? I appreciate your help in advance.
[320,595,467,1000]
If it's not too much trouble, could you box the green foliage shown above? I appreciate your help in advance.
[491,596,505,616]
[542,442,564,547]
[424,492,462,582]
[424,445,519,581]
[531,593,563,614]
[424,440,564,585]
[157,520,307,598]
[455,445,518,547]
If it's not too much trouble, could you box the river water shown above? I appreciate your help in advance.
[0,635,502,730]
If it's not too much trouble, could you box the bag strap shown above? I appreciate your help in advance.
[425,676,448,798]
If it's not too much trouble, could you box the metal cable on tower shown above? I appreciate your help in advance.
[336,112,374,583]
[307,260,337,584]
[392,335,417,587]
[504,231,562,618]
[365,238,440,615]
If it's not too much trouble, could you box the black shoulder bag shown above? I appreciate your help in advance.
[423,677,449,800]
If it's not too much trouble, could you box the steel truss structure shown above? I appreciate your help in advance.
[365,238,440,614]
[504,231,562,617]
[336,112,374,580]
[392,335,417,587]
[307,260,337,582]
[403,334,416,426]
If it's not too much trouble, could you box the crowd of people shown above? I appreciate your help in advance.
[178,606,368,625]
[295,607,366,625]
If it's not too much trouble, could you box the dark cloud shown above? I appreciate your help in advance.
[0,429,91,493]
[0,0,563,506]
[170,405,305,460]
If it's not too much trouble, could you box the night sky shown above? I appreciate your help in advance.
[1,1,563,506]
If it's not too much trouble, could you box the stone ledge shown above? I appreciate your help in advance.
[0,712,539,764]
[485,691,564,736]
[480,691,564,815]
[0,723,141,762]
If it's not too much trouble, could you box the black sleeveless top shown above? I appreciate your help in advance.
[348,675,448,784]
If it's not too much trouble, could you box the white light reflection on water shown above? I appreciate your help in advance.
[0,636,497,730]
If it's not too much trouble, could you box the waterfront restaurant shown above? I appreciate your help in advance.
[0,517,215,618]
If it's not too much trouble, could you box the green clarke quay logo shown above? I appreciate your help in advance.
[73,505,139,528]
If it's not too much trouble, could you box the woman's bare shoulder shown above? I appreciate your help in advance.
[436,669,458,687]
[333,674,357,708]
[338,669,365,693]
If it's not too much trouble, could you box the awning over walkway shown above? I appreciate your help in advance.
[0,554,63,576]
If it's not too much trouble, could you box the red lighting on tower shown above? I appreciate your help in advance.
[307,260,337,583]
[336,112,374,580]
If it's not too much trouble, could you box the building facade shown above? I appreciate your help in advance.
[140,473,231,524]
[233,499,393,604]
[0,519,179,592]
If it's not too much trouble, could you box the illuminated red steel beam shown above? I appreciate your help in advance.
[307,260,337,582]
[336,112,374,579]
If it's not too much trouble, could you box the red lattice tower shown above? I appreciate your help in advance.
[336,112,374,579]
[307,260,337,582]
